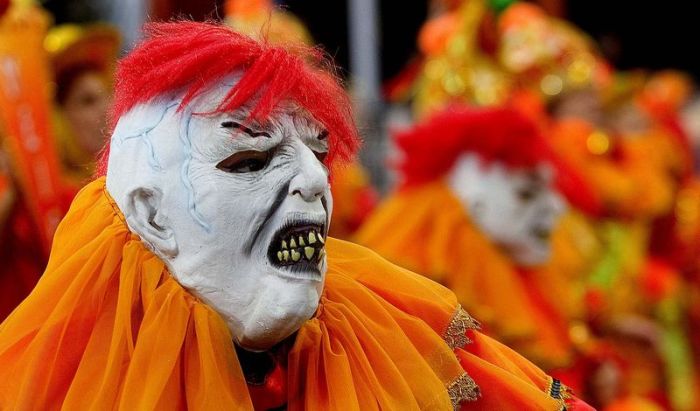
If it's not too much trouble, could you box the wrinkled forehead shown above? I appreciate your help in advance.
[521,163,555,183]
[474,157,556,185]
[108,80,327,177]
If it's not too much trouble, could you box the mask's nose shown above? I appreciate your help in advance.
[288,144,329,202]
[546,190,567,218]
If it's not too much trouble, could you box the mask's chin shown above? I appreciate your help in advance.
[233,222,328,352]
[509,240,551,267]
[235,288,320,352]
[234,202,330,351]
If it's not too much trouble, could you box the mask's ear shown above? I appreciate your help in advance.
[124,187,178,258]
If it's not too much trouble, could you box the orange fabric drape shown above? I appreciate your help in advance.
[0,178,566,410]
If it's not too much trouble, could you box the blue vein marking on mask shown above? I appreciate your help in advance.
[179,107,212,232]
[113,101,179,171]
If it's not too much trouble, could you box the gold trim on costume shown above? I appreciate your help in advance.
[448,372,481,409]
[443,305,481,350]
[545,376,573,410]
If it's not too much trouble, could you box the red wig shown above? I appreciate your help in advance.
[97,21,359,175]
[397,106,602,215]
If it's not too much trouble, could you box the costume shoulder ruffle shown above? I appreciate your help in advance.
[324,238,577,410]
[0,179,582,410]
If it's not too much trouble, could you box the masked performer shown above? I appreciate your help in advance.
[0,22,591,410]
[356,106,601,375]
[46,23,120,187]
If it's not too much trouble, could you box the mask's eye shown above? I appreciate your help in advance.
[313,130,329,163]
[517,187,537,202]
[313,151,328,163]
[216,150,271,173]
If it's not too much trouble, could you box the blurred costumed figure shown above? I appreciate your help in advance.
[386,0,699,408]
[0,0,69,319]
[496,5,698,409]
[380,0,605,390]
[612,70,700,411]
[634,72,700,407]
[356,106,600,395]
[45,23,120,188]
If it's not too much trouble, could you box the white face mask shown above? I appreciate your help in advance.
[106,82,332,351]
[447,153,566,267]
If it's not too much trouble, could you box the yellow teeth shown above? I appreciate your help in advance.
[304,247,315,260]
[277,230,325,265]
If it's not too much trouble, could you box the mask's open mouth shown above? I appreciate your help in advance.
[267,220,326,273]
[531,225,553,242]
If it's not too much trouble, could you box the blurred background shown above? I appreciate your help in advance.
[34,0,700,191]
[41,0,700,80]
[4,1,700,410]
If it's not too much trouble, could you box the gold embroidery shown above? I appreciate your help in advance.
[448,372,480,409]
[443,305,481,350]
[545,376,554,395]
[545,376,573,410]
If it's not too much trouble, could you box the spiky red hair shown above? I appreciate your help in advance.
[97,21,359,175]
[397,106,602,216]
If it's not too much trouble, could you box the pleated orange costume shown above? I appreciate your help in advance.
[0,21,589,410]
[0,179,585,410]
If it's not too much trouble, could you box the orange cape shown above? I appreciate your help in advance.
[0,178,568,410]
[355,181,592,369]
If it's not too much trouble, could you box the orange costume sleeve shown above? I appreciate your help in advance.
[0,179,586,410]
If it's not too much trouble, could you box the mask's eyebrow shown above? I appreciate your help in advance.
[220,120,272,138]
[520,170,549,193]
[525,170,545,183]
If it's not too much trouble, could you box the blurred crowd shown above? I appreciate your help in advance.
[2,0,700,409]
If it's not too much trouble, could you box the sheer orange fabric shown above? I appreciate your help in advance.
[0,178,567,410]
[355,182,581,369]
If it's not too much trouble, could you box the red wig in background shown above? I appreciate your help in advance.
[396,106,602,216]
[98,21,359,175]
